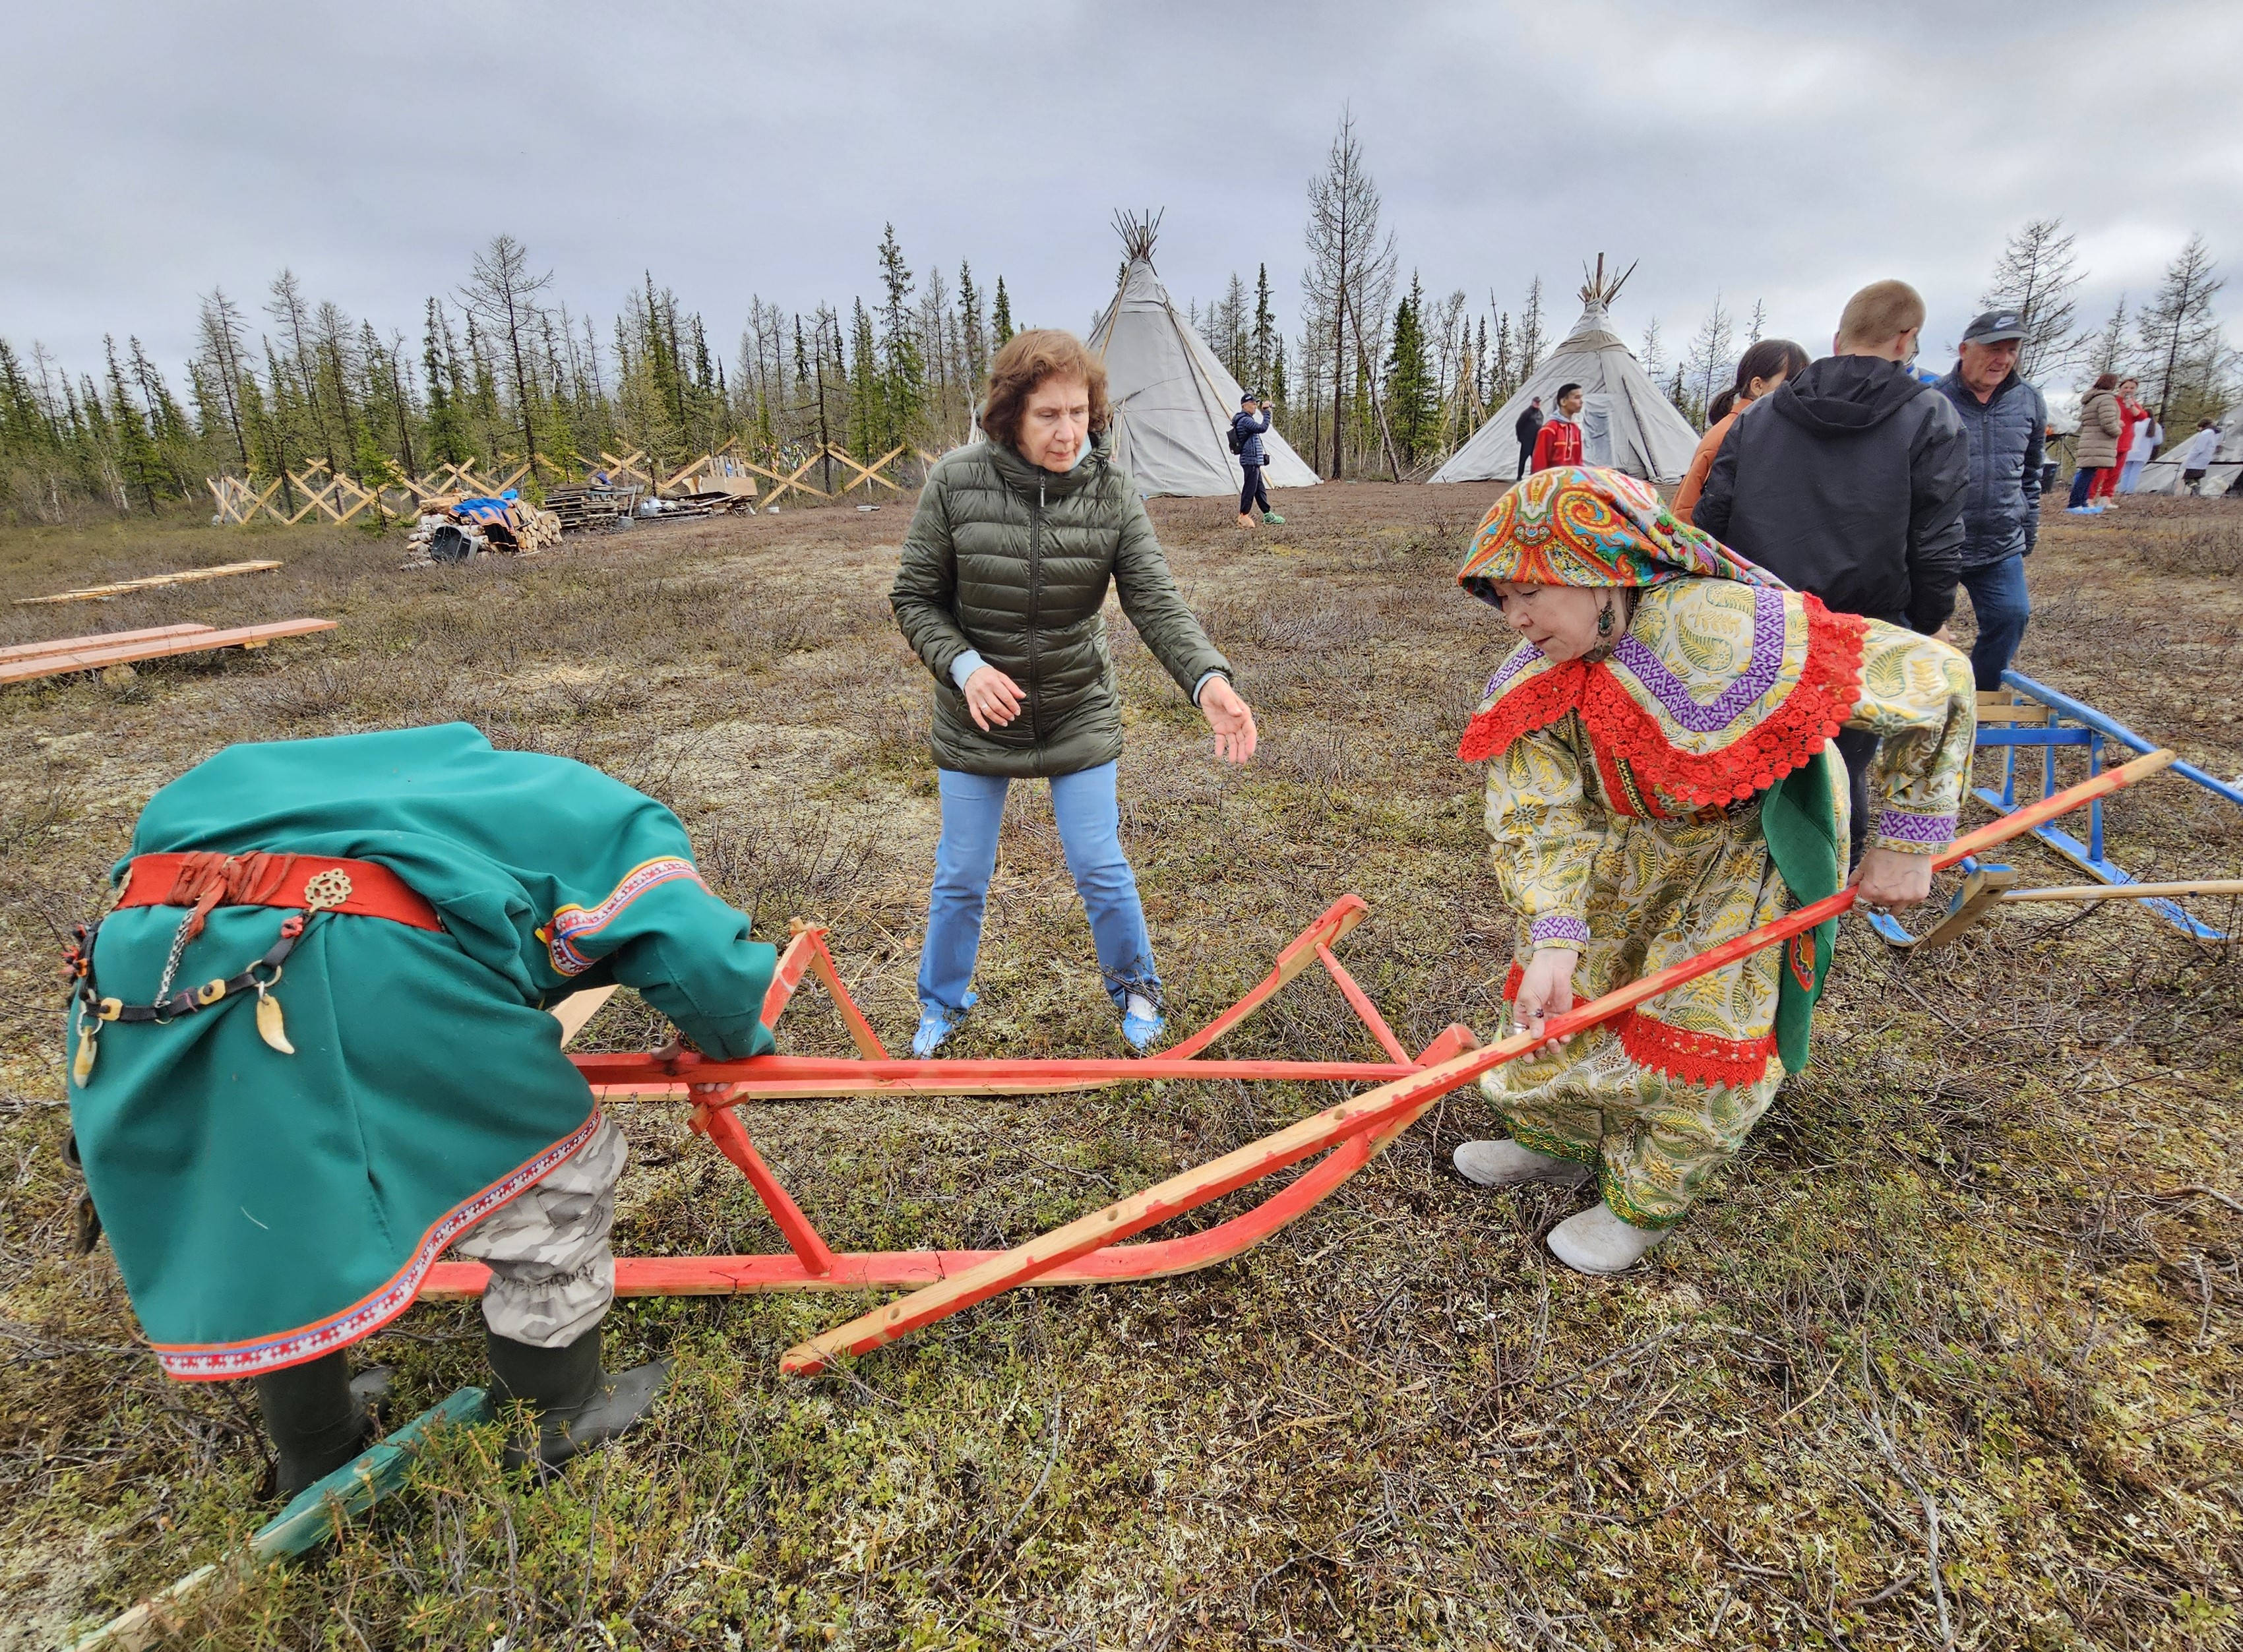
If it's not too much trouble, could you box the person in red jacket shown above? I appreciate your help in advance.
[2098,377,2148,505]
[1531,383,1585,472]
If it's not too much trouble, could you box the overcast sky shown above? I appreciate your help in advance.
[9,0,2240,390]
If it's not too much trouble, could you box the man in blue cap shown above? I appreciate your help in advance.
[1936,309,2046,690]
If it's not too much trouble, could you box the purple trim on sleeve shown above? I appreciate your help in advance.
[1529,915,1591,946]
[1876,809,1955,847]
[1609,584,1787,733]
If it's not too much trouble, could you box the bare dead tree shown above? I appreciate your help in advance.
[1981,218,2085,383]
[460,233,555,473]
[1303,109,1396,479]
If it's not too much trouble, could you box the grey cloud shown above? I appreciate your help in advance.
[6,0,2237,385]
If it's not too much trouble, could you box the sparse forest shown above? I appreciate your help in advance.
[1,117,2234,524]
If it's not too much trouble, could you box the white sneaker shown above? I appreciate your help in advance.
[1453,1139,1595,1190]
[1547,1203,1669,1273]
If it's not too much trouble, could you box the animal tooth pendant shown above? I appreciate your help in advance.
[255,983,295,1055]
[71,1026,97,1087]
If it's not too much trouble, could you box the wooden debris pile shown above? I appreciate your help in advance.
[401,494,561,569]
[543,483,642,532]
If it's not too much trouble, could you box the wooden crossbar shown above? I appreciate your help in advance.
[0,619,336,685]
[15,562,282,606]
[0,625,213,663]
[828,443,907,494]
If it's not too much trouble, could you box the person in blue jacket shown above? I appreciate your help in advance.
[1934,310,2047,690]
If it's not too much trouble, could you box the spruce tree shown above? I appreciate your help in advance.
[874,224,924,449]
[422,299,472,468]
[960,262,987,388]
[847,299,882,458]
[103,336,163,512]
[1381,274,1435,465]
[992,277,1015,347]
[1251,264,1277,394]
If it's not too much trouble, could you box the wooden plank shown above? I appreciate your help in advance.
[15,561,284,606]
[550,984,619,1046]
[828,443,907,494]
[0,619,336,685]
[2001,878,2243,904]
[0,625,214,664]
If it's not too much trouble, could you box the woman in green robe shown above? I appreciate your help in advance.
[65,723,777,1490]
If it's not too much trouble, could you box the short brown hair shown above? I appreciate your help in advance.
[1836,280,1926,350]
[980,329,1111,448]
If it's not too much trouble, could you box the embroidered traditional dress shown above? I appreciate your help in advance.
[1456,469,1974,1229]
[65,724,777,1380]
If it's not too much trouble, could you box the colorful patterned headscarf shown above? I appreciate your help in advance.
[1456,466,1779,605]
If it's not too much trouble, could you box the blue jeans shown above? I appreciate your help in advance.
[2066,466,2100,507]
[1959,555,2031,692]
[917,761,1159,1016]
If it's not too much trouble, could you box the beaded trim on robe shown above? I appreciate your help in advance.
[1458,584,1867,809]
[151,1111,604,1380]
[539,857,704,975]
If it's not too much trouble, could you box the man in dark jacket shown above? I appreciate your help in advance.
[1514,396,1545,479]
[1692,279,1970,853]
[1936,311,2046,690]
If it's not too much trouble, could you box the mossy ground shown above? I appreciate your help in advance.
[1,488,2237,1649]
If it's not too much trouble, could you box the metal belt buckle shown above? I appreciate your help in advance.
[303,869,353,911]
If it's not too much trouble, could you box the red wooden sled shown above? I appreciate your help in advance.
[423,752,2176,1375]
[420,892,1479,1304]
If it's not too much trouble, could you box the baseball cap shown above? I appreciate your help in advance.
[1962,309,2027,344]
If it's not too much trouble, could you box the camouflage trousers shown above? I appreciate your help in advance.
[454,1113,626,1347]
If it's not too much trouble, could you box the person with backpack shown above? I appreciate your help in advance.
[1231,392,1283,528]
[1690,278,1969,858]
[1514,396,1546,479]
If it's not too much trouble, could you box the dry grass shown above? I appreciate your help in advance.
[0,487,2238,1649]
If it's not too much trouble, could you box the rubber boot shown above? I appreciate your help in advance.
[1546,1202,1669,1274]
[1453,1139,1594,1191]
[255,1351,372,1497]
[485,1325,669,1473]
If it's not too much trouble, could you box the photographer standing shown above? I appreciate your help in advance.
[1232,392,1284,528]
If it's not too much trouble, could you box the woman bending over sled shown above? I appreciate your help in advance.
[1450,467,1975,1274]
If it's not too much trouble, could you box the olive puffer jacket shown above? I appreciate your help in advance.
[890,436,1231,778]
[2074,387,2124,468]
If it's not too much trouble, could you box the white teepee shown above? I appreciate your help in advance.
[1086,212,1320,497]
[1429,257,1700,486]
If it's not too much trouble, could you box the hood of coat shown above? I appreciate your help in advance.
[985,429,1112,500]
[1771,355,1934,437]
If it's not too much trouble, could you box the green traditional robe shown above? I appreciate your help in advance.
[66,724,776,1380]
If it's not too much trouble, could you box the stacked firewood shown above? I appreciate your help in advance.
[401,495,562,569]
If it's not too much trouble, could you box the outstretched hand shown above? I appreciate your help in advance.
[1198,676,1258,764]
[1847,847,1935,911]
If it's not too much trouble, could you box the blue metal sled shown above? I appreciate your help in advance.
[1866,671,2239,947]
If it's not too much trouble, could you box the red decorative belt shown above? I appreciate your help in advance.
[117,852,443,932]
